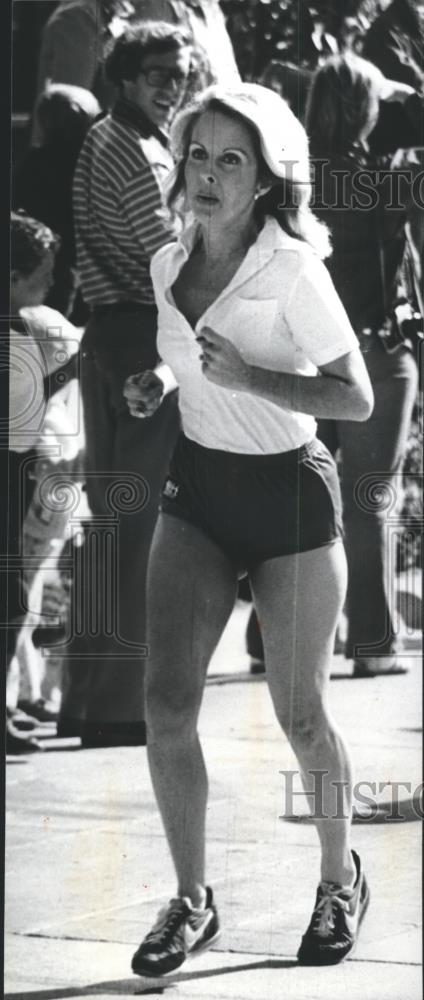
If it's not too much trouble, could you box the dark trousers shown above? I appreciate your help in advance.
[318,339,418,659]
[60,305,180,726]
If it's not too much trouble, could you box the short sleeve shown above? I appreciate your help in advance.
[284,252,359,367]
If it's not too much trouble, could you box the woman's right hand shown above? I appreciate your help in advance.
[123,370,164,419]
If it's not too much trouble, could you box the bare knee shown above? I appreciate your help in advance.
[146,675,202,743]
[277,700,330,753]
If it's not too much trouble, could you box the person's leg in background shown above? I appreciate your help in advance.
[14,546,67,722]
[5,449,43,753]
[9,571,45,707]
[81,385,179,744]
[238,575,265,673]
[246,604,265,672]
[59,305,180,746]
[316,418,348,656]
[336,341,418,675]
[57,323,115,738]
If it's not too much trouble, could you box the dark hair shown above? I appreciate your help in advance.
[105,20,193,87]
[11,212,59,277]
[166,98,331,258]
[306,53,383,154]
[36,84,101,150]
[390,0,422,36]
[260,61,313,123]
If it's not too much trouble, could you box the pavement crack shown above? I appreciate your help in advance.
[8,933,422,966]
[11,931,130,945]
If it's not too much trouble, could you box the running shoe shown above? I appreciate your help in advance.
[131,886,220,977]
[6,719,43,755]
[6,707,38,731]
[18,698,58,723]
[297,850,369,965]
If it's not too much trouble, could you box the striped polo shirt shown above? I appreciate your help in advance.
[73,97,176,307]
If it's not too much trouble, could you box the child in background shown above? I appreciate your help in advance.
[7,212,84,753]
[8,375,85,725]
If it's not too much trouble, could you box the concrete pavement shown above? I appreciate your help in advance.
[5,601,422,1000]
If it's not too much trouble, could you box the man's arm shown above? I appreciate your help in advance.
[119,161,175,259]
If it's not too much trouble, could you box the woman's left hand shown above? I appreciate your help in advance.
[196,327,252,391]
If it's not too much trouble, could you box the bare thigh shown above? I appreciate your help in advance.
[249,542,347,733]
[146,513,239,726]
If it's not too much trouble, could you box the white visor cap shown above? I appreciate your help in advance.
[170,82,310,185]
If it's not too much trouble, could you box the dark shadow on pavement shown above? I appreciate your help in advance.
[5,959,298,1000]
[283,797,422,824]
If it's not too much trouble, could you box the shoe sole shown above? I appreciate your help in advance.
[132,927,221,979]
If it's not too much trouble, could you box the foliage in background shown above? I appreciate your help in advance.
[220,0,381,79]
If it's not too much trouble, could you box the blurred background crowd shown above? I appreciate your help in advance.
[7,0,423,754]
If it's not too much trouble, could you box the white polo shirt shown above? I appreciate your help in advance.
[151,215,358,455]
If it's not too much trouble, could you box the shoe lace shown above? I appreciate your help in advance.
[313,884,350,938]
[145,898,189,946]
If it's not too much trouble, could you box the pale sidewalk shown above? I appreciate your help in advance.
[5,595,422,1000]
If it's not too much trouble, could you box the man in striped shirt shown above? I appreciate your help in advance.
[69,22,194,748]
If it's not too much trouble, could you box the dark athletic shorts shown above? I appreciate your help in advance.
[159,434,343,570]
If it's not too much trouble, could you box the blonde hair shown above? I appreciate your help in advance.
[166,93,331,259]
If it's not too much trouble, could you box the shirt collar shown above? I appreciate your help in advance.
[112,97,168,147]
[167,215,298,309]
[178,214,295,260]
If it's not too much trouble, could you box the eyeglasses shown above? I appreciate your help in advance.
[139,67,189,88]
